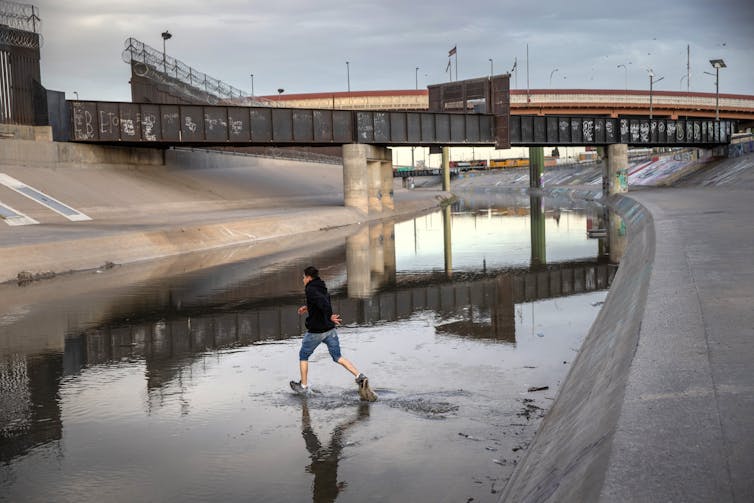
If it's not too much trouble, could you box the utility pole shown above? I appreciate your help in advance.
[686,44,690,92]
[526,44,530,104]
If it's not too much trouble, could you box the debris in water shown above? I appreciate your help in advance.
[591,301,605,307]
[458,432,480,441]
[527,386,549,393]
[492,459,505,466]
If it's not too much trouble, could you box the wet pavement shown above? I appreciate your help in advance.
[1,193,620,502]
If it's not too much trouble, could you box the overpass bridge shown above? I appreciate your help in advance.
[64,100,735,148]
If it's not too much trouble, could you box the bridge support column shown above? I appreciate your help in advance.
[343,144,369,213]
[368,160,383,213]
[608,213,627,264]
[380,160,394,211]
[605,143,629,195]
[529,146,545,189]
[343,144,392,215]
[442,147,451,191]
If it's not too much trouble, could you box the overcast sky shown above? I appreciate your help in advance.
[32,0,754,101]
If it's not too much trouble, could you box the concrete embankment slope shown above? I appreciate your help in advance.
[502,154,754,502]
[0,140,447,283]
[499,192,654,502]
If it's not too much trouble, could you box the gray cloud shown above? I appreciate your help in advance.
[33,0,754,101]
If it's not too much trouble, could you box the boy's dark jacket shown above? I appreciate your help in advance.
[305,277,335,333]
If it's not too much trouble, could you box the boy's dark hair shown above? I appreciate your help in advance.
[303,266,319,278]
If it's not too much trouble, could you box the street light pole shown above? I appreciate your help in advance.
[549,68,559,88]
[346,61,350,93]
[647,69,664,120]
[709,59,726,121]
[250,74,254,99]
[489,58,493,77]
[415,66,419,90]
[161,30,172,74]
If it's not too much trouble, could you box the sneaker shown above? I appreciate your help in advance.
[356,375,378,402]
[290,380,310,395]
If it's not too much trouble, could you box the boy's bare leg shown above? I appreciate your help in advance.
[336,357,359,377]
[299,360,309,386]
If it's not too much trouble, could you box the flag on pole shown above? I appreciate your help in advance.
[448,46,457,57]
[446,59,452,72]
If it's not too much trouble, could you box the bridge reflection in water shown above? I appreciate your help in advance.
[0,195,623,466]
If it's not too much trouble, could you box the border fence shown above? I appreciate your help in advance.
[0,0,44,125]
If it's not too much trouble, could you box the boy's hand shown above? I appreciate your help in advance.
[297,305,308,315]
[330,314,342,326]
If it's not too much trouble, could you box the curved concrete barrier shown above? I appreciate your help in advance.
[500,194,654,502]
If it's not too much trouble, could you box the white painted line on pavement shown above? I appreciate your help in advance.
[0,201,39,226]
[0,173,91,221]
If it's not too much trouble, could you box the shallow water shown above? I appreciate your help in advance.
[1,193,620,502]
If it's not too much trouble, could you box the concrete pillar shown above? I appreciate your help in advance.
[441,146,451,191]
[530,194,546,267]
[346,226,371,298]
[529,146,544,188]
[608,212,627,264]
[380,160,395,211]
[606,143,629,195]
[342,144,369,213]
[442,204,453,277]
[368,160,383,213]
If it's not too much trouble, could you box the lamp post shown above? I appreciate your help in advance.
[161,30,172,74]
[489,58,493,77]
[73,91,79,100]
[250,74,254,99]
[647,69,664,120]
[415,66,419,90]
[708,59,726,121]
[346,61,350,93]
[549,68,559,88]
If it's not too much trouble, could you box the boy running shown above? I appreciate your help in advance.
[290,266,376,401]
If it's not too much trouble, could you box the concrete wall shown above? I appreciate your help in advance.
[0,136,164,168]
[500,191,654,502]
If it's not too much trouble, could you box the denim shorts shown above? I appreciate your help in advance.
[299,328,342,362]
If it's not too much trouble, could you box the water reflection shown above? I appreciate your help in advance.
[300,400,370,502]
[0,194,622,501]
